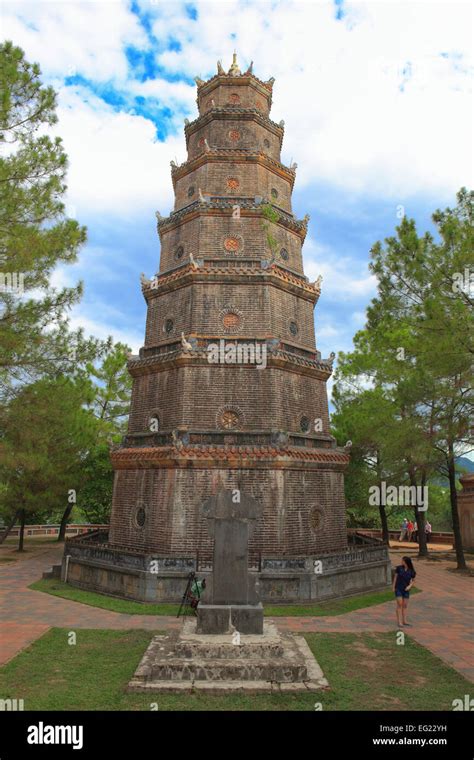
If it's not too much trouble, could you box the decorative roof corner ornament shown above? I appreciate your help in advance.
[217,60,225,75]
[181,332,193,352]
[140,272,151,287]
[228,51,241,77]
[204,138,211,152]
[326,351,336,367]
[266,76,275,87]
[171,429,184,449]
[290,161,298,171]
[244,60,253,75]
[344,440,353,451]
[198,188,209,203]
[194,76,205,87]
[155,210,163,221]
[184,117,190,126]
[303,213,310,225]
[170,160,177,169]
[189,252,199,270]
[313,274,323,289]
[279,119,285,128]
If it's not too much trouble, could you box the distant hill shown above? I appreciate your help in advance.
[456,456,474,474]
[430,456,474,486]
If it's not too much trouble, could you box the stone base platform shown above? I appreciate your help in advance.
[62,534,392,604]
[128,619,328,694]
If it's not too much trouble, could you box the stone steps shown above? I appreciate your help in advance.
[148,658,308,682]
[174,641,285,659]
[128,622,329,693]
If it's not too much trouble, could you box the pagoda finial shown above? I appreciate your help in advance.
[228,51,241,77]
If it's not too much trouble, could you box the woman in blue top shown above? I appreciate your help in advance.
[393,556,416,628]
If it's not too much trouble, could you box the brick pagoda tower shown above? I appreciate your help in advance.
[64,56,391,602]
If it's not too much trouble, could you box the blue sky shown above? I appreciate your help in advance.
[4,0,473,406]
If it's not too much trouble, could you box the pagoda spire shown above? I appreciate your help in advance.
[228,51,241,77]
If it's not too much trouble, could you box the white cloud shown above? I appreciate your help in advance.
[304,237,377,300]
[4,0,472,214]
[55,86,181,217]
[3,0,147,82]
[69,311,143,353]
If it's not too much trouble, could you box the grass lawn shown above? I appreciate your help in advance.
[30,578,419,617]
[0,627,467,711]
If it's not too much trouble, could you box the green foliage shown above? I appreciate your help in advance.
[0,376,97,522]
[0,41,104,398]
[77,444,114,524]
[86,342,132,439]
[260,202,279,255]
[332,189,473,557]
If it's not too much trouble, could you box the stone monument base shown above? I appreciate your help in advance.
[128,619,328,694]
[196,603,264,635]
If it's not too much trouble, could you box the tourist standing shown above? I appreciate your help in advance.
[399,518,408,542]
[393,556,416,627]
[406,519,414,542]
[425,520,432,543]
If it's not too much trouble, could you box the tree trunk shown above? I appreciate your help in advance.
[408,468,428,557]
[415,472,428,558]
[18,509,26,552]
[0,509,20,544]
[378,503,390,543]
[376,455,390,543]
[57,502,73,542]
[447,441,466,570]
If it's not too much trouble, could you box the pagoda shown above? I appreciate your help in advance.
[64,56,391,602]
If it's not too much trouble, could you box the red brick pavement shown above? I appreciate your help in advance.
[0,544,472,682]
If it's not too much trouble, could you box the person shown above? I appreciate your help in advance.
[189,577,206,613]
[425,520,432,544]
[393,556,416,627]
[406,519,413,542]
[399,518,408,542]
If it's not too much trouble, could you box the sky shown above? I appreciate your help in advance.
[3,0,473,405]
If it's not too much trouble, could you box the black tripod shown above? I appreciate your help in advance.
[177,571,197,619]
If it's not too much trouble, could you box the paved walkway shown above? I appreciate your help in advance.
[0,543,472,682]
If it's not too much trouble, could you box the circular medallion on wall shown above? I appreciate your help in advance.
[229,129,241,142]
[135,505,146,529]
[280,247,289,261]
[226,177,240,192]
[220,307,243,333]
[263,138,270,148]
[216,405,244,430]
[309,507,325,534]
[223,235,243,254]
[198,136,206,149]
[300,416,310,433]
[228,93,240,105]
[174,245,184,261]
[289,320,299,337]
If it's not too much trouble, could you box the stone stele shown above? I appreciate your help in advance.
[197,488,263,634]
